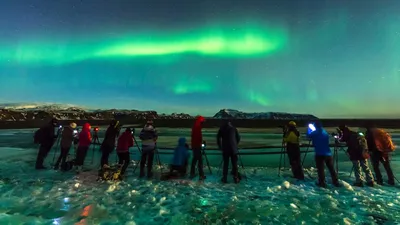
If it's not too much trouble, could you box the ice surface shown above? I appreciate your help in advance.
[0,134,400,224]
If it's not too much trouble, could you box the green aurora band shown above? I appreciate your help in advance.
[0,25,288,66]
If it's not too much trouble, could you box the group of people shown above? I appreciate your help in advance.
[34,117,396,187]
[283,121,396,188]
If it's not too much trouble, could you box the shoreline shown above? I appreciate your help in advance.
[1,118,400,129]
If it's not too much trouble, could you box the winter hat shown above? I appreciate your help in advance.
[70,122,77,129]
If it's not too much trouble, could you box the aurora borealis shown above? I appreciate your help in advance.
[0,0,399,118]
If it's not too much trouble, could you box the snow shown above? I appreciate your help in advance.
[0,131,399,224]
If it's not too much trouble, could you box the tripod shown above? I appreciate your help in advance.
[52,128,63,165]
[333,139,345,175]
[217,149,247,181]
[278,140,286,177]
[132,141,163,175]
[91,132,100,164]
[202,146,212,174]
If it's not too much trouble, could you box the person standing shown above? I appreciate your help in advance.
[35,118,59,169]
[217,121,241,184]
[75,123,92,173]
[139,119,158,178]
[190,115,206,180]
[365,125,395,185]
[339,125,375,187]
[116,128,134,175]
[283,121,305,180]
[54,122,77,170]
[307,121,340,188]
[100,120,121,168]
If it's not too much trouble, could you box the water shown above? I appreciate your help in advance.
[0,129,399,224]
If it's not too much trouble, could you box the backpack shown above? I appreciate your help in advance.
[34,128,43,144]
[373,129,396,152]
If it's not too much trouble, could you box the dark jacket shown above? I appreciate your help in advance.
[191,116,204,149]
[217,122,240,154]
[40,121,58,147]
[139,124,158,152]
[78,123,92,147]
[172,137,190,166]
[116,130,134,153]
[340,129,369,160]
[101,125,120,148]
[60,126,74,149]
[307,123,332,156]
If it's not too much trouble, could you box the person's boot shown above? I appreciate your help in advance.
[221,177,228,183]
[199,175,206,181]
[366,181,375,187]
[376,179,383,185]
[147,171,153,179]
[139,170,145,178]
[233,177,240,184]
[332,180,341,187]
[316,182,327,188]
[36,165,47,170]
[388,179,395,186]
[353,181,364,187]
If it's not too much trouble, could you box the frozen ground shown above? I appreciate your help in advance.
[0,129,399,224]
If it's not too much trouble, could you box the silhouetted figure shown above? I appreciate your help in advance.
[283,121,305,180]
[190,116,206,180]
[35,118,59,169]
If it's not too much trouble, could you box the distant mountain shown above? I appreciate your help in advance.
[213,109,318,120]
[0,103,318,121]
[0,103,193,121]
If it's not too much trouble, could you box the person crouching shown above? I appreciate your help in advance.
[169,137,190,177]
[116,128,134,175]
[75,123,92,173]
[339,125,374,187]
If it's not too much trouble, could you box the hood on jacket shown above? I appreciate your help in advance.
[194,116,205,126]
[50,118,58,127]
[178,137,187,146]
[82,123,91,131]
[144,124,154,131]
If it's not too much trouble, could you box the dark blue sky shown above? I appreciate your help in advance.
[0,0,399,118]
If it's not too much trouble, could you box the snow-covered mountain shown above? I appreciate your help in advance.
[0,103,318,121]
[213,109,318,120]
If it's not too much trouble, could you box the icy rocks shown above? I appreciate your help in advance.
[290,203,298,209]
[282,181,290,189]
[341,181,354,191]
[125,221,136,225]
[343,217,353,225]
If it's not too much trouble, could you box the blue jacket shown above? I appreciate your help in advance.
[171,137,190,166]
[307,125,332,156]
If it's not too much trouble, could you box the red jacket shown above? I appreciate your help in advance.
[78,123,92,147]
[116,131,134,152]
[191,116,204,149]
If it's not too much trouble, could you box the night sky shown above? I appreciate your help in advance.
[0,0,399,118]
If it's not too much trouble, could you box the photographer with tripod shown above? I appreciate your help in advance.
[283,121,304,180]
[54,122,77,170]
[190,115,206,181]
[100,120,121,168]
[307,121,340,188]
[365,125,395,186]
[34,118,60,170]
[139,119,158,178]
[75,123,92,173]
[116,127,134,176]
[217,121,241,184]
[339,125,374,187]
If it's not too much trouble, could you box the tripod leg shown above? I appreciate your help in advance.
[217,158,223,175]
[238,153,247,181]
[52,136,61,165]
[202,149,212,174]
[278,145,284,177]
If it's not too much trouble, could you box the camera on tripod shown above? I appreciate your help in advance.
[93,127,99,132]
[202,141,206,149]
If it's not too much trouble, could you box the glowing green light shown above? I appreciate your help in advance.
[247,91,270,106]
[173,78,213,94]
[0,24,288,65]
